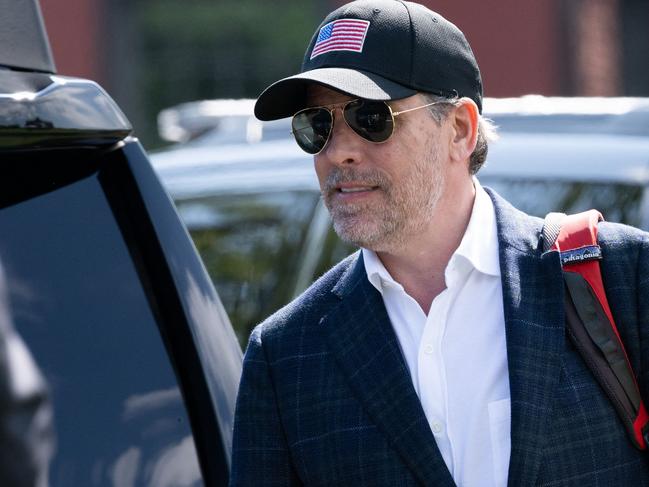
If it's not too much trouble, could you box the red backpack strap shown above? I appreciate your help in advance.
[548,209,649,450]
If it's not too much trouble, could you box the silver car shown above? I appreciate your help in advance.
[151,96,649,344]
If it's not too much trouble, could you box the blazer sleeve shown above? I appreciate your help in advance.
[230,326,301,486]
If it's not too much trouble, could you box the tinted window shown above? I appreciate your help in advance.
[0,173,200,486]
[176,191,352,343]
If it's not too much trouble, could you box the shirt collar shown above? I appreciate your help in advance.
[363,246,401,294]
[453,177,501,278]
[362,178,500,294]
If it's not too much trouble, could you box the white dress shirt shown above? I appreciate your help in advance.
[362,179,510,487]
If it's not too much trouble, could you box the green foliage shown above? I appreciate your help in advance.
[137,0,320,148]
[141,0,317,93]
[145,0,315,46]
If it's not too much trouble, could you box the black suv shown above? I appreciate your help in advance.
[0,2,241,485]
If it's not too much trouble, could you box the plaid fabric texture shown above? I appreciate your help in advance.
[230,189,649,486]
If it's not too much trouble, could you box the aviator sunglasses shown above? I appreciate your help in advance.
[291,98,444,154]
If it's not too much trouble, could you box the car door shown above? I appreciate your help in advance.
[1,2,242,485]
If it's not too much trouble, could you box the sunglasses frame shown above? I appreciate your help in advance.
[291,98,447,155]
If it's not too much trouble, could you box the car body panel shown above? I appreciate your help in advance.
[1,5,241,484]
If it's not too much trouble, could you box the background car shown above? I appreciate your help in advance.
[0,1,241,485]
[151,95,649,346]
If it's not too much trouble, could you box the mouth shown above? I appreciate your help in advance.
[338,187,377,193]
[328,184,380,205]
[323,169,386,203]
[334,181,379,193]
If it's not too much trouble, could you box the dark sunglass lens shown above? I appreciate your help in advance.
[291,108,332,154]
[344,100,394,142]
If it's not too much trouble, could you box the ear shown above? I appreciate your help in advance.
[448,98,479,165]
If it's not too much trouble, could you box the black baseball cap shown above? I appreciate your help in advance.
[254,0,483,121]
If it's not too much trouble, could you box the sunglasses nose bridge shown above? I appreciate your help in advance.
[337,102,363,137]
[329,104,347,124]
[326,104,353,140]
[319,105,367,160]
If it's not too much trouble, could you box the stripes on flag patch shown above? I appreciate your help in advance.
[310,19,370,59]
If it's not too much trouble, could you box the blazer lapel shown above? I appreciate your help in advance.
[319,254,456,487]
[488,190,566,487]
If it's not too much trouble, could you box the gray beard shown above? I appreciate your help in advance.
[322,150,445,253]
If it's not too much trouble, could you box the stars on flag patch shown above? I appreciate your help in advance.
[310,19,370,59]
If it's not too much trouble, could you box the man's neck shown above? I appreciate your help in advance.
[376,179,476,313]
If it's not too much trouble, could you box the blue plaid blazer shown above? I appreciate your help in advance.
[230,190,649,486]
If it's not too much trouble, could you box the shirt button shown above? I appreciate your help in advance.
[431,421,444,434]
[424,344,434,355]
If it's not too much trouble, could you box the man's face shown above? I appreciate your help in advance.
[307,85,450,253]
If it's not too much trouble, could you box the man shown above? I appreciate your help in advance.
[231,1,649,485]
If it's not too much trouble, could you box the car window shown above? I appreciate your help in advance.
[176,191,325,344]
[0,172,201,487]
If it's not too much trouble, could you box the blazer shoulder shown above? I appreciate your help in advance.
[598,221,649,262]
[599,220,649,244]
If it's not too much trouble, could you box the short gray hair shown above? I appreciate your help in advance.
[420,93,498,175]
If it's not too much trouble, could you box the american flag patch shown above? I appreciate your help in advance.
[310,19,370,60]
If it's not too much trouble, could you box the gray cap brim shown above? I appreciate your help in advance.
[254,67,417,121]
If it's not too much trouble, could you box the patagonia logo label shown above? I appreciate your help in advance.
[560,245,602,265]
